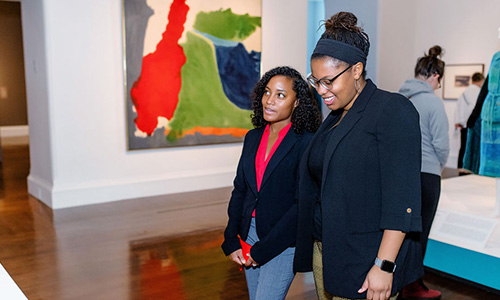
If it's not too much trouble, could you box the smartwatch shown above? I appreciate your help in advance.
[374,257,396,273]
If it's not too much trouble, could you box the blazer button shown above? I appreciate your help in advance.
[406,208,412,213]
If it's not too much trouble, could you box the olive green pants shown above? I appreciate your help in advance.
[312,240,399,300]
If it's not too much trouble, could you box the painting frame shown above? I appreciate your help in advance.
[442,64,485,100]
[122,0,262,150]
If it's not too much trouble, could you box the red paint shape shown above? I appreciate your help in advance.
[131,0,189,135]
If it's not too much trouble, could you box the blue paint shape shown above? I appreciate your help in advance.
[195,29,260,110]
[195,30,238,47]
[214,43,260,110]
[424,239,500,290]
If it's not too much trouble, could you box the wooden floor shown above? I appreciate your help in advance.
[0,138,499,300]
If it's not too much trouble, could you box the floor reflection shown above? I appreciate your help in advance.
[1,138,496,300]
[129,230,248,300]
[130,237,185,300]
[0,141,60,299]
[0,138,2,198]
[0,161,4,199]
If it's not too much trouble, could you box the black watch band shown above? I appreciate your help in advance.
[374,257,396,273]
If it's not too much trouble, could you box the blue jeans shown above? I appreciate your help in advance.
[244,217,295,300]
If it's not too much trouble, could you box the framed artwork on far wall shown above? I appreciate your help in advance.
[442,64,485,99]
[122,0,262,150]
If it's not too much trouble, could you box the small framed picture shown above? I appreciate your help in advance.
[442,64,484,99]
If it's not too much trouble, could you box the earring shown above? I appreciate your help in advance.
[354,79,360,94]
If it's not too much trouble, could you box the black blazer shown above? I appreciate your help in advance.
[221,126,314,265]
[294,80,424,298]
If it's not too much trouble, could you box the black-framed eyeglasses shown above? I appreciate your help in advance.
[307,65,352,91]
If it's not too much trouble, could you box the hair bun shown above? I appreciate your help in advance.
[324,11,361,33]
[428,45,443,58]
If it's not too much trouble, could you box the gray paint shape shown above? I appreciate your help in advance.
[124,0,154,150]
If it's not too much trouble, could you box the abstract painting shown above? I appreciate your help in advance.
[123,0,261,149]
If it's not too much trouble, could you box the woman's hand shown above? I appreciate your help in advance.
[228,249,246,266]
[359,229,404,299]
[244,254,259,267]
[358,265,393,300]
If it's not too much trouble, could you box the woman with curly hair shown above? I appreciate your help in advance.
[294,12,423,300]
[222,66,321,300]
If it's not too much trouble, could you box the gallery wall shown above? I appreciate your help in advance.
[377,0,500,168]
[21,0,500,209]
[21,0,308,209]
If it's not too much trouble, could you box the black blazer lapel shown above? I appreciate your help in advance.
[321,111,362,185]
[243,127,264,196]
[259,129,299,191]
[309,111,341,152]
[321,81,377,192]
[298,111,340,188]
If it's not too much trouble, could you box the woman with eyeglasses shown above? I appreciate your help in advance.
[398,46,449,300]
[294,12,423,300]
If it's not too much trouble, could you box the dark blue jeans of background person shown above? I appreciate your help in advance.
[244,217,295,300]
[420,172,441,258]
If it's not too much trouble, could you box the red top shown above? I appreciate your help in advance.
[252,123,292,217]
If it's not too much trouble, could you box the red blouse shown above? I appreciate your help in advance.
[252,123,292,217]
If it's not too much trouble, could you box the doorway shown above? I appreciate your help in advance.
[0,1,29,197]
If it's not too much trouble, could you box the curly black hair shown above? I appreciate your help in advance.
[250,66,322,134]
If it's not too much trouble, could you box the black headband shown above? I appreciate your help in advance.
[312,39,367,66]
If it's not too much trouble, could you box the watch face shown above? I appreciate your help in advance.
[381,260,396,273]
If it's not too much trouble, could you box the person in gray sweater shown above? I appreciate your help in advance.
[398,45,449,300]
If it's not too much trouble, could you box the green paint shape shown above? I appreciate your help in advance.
[193,8,261,41]
[167,31,253,142]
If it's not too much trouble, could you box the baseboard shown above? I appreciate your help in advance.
[0,125,29,137]
[27,175,53,208]
[28,170,235,209]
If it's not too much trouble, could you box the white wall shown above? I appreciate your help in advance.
[262,1,308,73]
[21,0,55,204]
[22,0,308,209]
[324,0,379,83]
[378,0,500,168]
